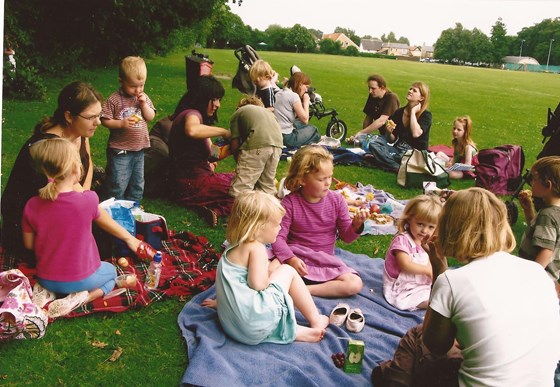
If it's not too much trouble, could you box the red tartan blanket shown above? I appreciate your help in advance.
[0,231,220,319]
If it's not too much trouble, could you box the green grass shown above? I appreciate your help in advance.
[1,49,559,384]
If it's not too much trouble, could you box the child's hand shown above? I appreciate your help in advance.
[517,189,533,210]
[286,256,308,276]
[425,238,448,280]
[137,92,147,106]
[201,298,217,309]
[351,208,369,231]
[122,115,142,129]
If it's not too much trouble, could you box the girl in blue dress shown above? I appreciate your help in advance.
[203,191,329,345]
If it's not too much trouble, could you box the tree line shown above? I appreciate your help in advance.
[3,1,559,100]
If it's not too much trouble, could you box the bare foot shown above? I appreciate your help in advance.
[309,314,330,330]
[295,325,326,343]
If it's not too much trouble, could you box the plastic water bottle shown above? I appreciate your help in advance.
[144,251,162,290]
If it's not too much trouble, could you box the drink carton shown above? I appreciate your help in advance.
[344,339,365,374]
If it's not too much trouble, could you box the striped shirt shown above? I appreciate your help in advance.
[102,89,155,151]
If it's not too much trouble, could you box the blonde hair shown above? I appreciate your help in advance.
[410,81,430,118]
[397,195,443,233]
[29,138,82,201]
[452,115,476,156]
[531,156,560,197]
[237,95,264,108]
[438,187,516,263]
[284,145,333,192]
[226,191,285,245]
[119,56,147,82]
[249,60,274,83]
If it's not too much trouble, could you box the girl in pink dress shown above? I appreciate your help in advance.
[383,195,442,310]
[271,145,369,298]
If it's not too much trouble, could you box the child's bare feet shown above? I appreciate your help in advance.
[295,325,326,343]
[310,314,330,330]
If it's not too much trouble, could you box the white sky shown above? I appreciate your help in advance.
[230,0,560,46]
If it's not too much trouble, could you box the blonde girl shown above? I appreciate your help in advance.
[383,195,442,311]
[22,138,144,317]
[203,191,329,345]
[423,188,559,385]
[449,115,478,179]
[271,145,368,298]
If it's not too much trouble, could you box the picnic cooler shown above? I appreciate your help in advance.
[135,212,169,250]
[397,149,450,189]
[185,50,214,91]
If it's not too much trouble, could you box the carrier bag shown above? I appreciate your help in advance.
[100,199,137,256]
[0,269,48,340]
[475,145,524,195]
[135,212,169,250]
[397,149,450,189]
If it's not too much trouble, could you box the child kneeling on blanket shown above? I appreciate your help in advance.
[202,191,329,345]
[22,138,150,318]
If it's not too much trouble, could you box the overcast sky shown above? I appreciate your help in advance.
[230,0,560,46]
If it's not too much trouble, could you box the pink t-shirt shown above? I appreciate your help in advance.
[384,232,426,279]
[22,191,101,281]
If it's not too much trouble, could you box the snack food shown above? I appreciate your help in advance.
[369,213,394,225]
[117,257,129,268]
[518,189,532,200]
[130,113,143,123]
[386,119,396,130]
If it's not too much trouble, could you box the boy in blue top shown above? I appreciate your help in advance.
[102,56,156,203]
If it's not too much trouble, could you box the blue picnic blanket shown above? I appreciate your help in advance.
[177,248,425,387]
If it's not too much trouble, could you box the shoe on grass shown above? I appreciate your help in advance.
[32,283,56,309]
[47,290,89,318]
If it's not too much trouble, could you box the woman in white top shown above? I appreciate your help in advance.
[423,187,560,386]
[273,72,320,147]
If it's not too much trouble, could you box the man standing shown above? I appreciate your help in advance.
[356,74,400,136]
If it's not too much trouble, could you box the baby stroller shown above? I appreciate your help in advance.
[505,100,560,224]
[231,45,348,141]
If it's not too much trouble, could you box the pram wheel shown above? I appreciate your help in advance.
[326,119,347,142]
[506,200,518,225]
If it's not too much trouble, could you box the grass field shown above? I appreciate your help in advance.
[1,48,559,385]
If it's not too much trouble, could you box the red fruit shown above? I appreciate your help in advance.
[370,204,380,214]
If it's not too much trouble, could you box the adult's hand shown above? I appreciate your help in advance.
[425,238,448,283]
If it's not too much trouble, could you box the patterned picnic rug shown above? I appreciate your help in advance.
[0,231,220,319]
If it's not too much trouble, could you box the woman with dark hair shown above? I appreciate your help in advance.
[366,81,432,171]
[274,72,320,147]
[168,75,234,226]
[1,81,104,263]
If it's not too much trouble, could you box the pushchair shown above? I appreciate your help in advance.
[505,100,560,224]
[232,45,348,141]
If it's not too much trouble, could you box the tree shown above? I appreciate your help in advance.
[319,38,342,55]
[207,3,250,48]
[490,18,509,63]
[308,28,324,40]
[265,24,291,51]
[286,24,317,53]
[434,23,472,63]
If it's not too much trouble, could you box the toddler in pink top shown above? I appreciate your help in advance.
[22,138,147,316]
[383,195,442,310]
[271,145,369,297]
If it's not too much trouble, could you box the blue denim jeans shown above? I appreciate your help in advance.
[39,261,117,295]
[106,148,144,203]
[283,122,321,147]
